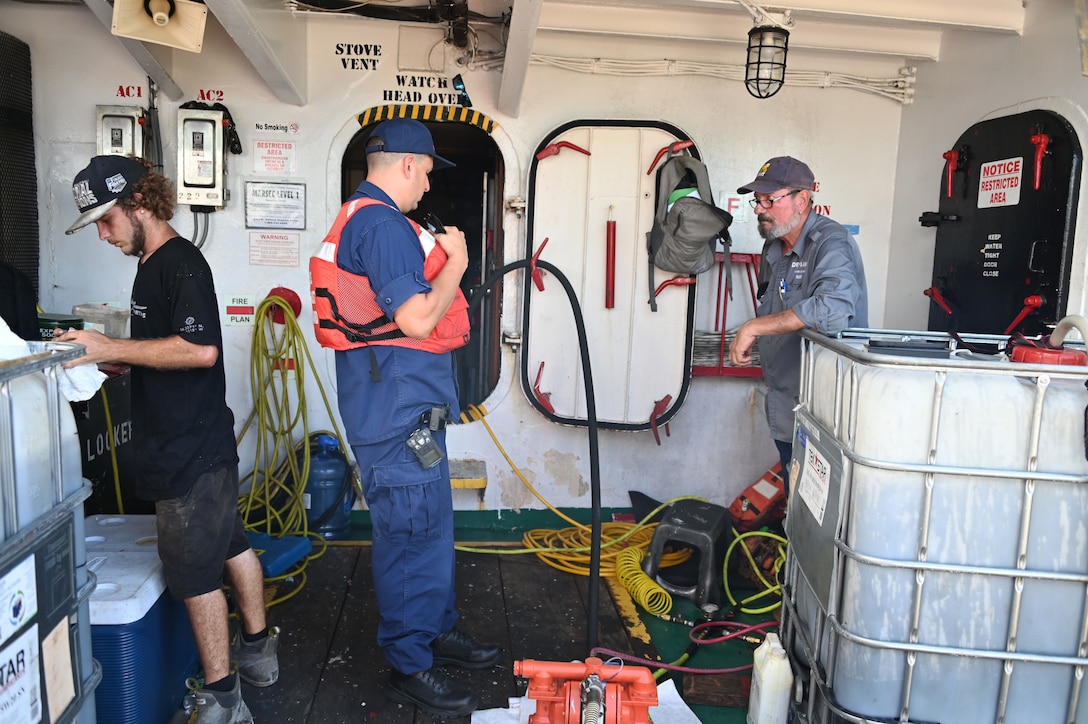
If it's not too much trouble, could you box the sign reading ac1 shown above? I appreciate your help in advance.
[116,85,143,98]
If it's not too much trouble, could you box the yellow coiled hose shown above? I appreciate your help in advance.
[615,547,672,616]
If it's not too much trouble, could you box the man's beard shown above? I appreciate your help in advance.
[757,211,803,241]
[123,209,147,257]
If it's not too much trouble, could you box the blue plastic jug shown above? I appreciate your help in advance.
[303,434,353,540]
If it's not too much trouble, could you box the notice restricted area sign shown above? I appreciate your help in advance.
[977,157,1022,209]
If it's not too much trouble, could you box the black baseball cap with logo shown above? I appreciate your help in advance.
[66,155,147,235]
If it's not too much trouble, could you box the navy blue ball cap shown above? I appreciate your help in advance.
[66,155,147,235]
[737,156,815,195]
[364,118,455,170]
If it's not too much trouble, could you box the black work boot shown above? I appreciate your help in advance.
[385,667,478,717]
[431,628,503,669]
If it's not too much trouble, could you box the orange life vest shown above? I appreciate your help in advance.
[309,197,470,353]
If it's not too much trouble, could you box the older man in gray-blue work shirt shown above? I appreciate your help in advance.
[729,157,868,495]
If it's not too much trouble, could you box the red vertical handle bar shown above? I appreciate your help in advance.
[1031,133,1050,191]
[605,208,616,309]
[942,150,959,199]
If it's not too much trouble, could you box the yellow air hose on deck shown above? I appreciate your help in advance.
[455,404,691,585]
[235,293,355,608]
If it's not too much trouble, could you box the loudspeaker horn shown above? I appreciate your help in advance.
[111,0,209,53]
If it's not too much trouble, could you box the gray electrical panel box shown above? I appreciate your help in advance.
[176,107,225,207]
[96,105,144,158]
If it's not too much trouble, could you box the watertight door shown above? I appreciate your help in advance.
[926,109,1081,335]
[523,122,696,430]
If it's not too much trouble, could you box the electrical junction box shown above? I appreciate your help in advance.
[96,105,145,158]
[176,107,225,207]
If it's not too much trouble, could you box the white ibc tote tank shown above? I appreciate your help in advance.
[784,321,1088,724]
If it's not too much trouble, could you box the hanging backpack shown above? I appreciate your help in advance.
[646,152,733,311]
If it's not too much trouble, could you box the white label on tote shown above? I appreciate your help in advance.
[798,444,831,526]
[0,556,37,646]
[0,624,41,723]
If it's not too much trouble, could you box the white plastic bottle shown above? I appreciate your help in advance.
[748,632,793,724]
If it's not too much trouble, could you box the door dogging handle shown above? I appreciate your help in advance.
[1030,133,1050,191]
[942,149,960,199]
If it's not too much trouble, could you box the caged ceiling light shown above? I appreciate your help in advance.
[737,1,794,99]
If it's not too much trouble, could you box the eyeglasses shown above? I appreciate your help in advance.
[749,189,801,209]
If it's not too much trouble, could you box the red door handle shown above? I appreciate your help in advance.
[646,141,694,175]
[942,150,959,199]
[535,141,591,161]
[1030,133,1050,191]
[650,394,673,445]
[530,237,550,291]
[1004,295,1044,335]
[923,286,952,315]
[532,361,555,414]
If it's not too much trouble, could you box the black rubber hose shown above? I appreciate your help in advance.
[468,258,603,653]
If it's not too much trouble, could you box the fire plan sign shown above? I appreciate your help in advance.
[977,157,1022,209]
[225,295,256,327]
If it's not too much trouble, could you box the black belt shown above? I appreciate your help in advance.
[420,405,451,431]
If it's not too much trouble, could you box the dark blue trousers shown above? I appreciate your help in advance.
[353,429,458,674]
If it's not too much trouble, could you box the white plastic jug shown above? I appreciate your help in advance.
[747,631,793,724]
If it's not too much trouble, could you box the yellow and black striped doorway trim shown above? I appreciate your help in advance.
[357,105,498,134]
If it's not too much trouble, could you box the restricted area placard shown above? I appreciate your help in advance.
[977,157,1022,209]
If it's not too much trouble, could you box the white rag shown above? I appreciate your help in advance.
[0,319,107,402]
[470,678,702,724]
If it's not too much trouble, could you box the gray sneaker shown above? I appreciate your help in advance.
[232,626,281,687]
[183,675,253,724]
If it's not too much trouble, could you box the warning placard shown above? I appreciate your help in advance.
[249,232,300,268]
[977,157,1022,209]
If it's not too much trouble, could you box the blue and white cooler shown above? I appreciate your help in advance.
[88,549,198,724]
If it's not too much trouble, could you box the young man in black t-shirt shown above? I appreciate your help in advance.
[59,156,278,724]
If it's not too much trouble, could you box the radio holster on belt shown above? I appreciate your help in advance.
[406,405,451,468]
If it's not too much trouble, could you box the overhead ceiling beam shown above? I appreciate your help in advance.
[498,0,542,117]
[202,0,307,106]
[749,0,1025,34]
[543,0,1025,35]
[538,3,944,61]
[81,0,185,100]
